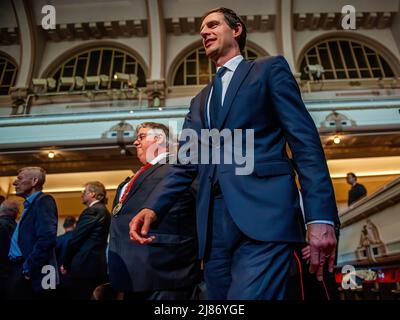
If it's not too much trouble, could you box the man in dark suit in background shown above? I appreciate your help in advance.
[8,167,58,299]
[130,8,339,299]
[56,216,76,268]
[63,181,110,300]
[346,172,367,206]
[0,199,18,299]
[108,122,200,300]
[55,216,76,297]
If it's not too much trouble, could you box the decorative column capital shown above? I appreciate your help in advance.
[9,86,31,115]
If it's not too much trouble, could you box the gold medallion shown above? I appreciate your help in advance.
[112,203,122,215]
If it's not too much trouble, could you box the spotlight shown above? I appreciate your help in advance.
[114,72,129,82]
[32,78,57,92]
[48,151,55,159]
[59,77,75,90]
[114,73,138,88]
[99,74,110,87]
[304,64,325,80]
[47,78,57,90]
[74,76,84,90]
[85,76,100,90]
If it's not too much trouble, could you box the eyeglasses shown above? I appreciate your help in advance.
[135,133,160,141]
[135,133,149,141]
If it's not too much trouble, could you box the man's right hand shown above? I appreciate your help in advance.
[129,208,157,244]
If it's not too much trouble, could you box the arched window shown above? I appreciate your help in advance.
[173,47,262,86]
[49,47,146,91]
[299,39,396,81]
[0,54,17,95]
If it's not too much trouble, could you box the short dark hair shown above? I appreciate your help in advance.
[63,216,77,229]
[201,7,247,51]
[347,172,357,179]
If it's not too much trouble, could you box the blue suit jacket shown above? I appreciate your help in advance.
[18,192,58,291]
[145,56,339,258]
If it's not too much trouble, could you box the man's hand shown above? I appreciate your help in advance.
[60,265,67,276]
[129,208,157,244]
[306,223,337,281]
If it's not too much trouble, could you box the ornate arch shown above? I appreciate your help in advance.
[0,51,18,95]
[40,41,148,85]
[296,32,400,80]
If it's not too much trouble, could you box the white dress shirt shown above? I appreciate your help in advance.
[206,55,244,128]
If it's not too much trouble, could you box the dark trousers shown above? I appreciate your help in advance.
[6,262,34,300]
[67,276,108,300]
[204,192,294,300]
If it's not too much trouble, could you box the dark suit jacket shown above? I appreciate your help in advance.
[18,192,58,291]
[108,163,200,293]
[55,230,73,267]
[0,215,16,276]
[144,56,340,258]
[64,202,110,279]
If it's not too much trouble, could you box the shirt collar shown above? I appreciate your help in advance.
[89,200,100,207]
[149,152,169,165]
[217,54,244,73]
[25,191,41,206]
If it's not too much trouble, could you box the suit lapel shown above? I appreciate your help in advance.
[123,164,162,204]
[19,192,43,225]
[113,176,131,208]
[217,60,254,130]
[199,83,212,129]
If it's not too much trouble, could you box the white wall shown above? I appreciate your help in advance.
[0,0,18,28]
[0,45,20,64]
[162,0,276,18]
[293,0,399,13]
[32,0,147,25]
[248,32,277,56]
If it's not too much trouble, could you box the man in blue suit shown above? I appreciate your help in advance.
[130,7,339,299]
[7,167,58,299]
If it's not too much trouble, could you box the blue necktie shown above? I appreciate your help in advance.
[209,67,227,128]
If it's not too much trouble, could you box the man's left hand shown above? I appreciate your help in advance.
[306,223,337,281]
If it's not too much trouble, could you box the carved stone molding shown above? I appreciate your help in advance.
[146,80,166,108]
[9,86,30,115]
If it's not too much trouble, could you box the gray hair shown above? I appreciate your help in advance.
[18,167,46,189]
[84,181,107,203]
[136,122,171,148]
[0,199,19,217]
